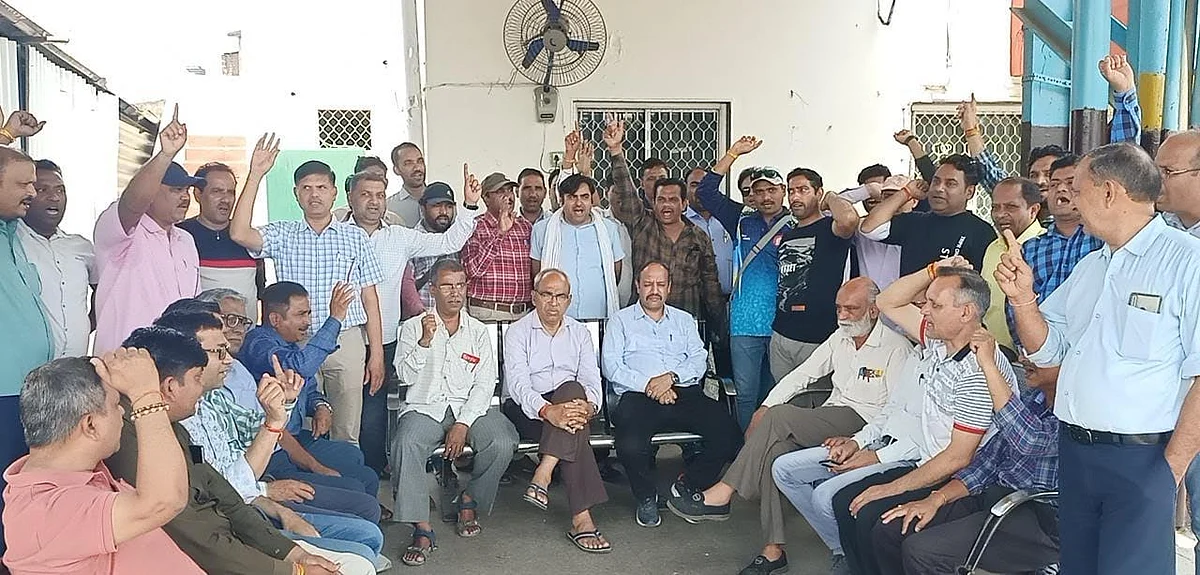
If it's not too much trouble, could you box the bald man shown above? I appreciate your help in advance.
[667,277,915,575]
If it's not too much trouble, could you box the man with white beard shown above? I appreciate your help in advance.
[667,277,914,575]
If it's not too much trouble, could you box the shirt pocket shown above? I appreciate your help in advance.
[1118,305,1162,361]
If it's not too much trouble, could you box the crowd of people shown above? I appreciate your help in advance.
[1,51,1200,575]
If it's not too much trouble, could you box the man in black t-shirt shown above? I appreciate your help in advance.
[769,168,859,380]
[858,154,995,275]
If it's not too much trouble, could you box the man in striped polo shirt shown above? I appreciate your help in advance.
[179,162,264,317]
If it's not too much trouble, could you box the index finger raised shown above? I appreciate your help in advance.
[1001,229,1022,256]
[271,354,286,378]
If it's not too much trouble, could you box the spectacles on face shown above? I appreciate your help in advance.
[535,290,571,304]
[436,282,467,294]
[1160,166,1200,179]
[222,313,253,330]
[204,343,231,361]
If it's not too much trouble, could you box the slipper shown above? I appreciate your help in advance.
[566,530,612,554]
[523,482,549,511]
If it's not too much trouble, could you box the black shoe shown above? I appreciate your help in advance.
[738,554,788,575]
[636,496,661,527]
[665,484,730,523]
[598,460,623,483]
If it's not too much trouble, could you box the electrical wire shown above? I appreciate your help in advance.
[878,0,897,25]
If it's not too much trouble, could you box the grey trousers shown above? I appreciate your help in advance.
[769,331,822,383]
[722,404,865,545]
[390,407,519,523]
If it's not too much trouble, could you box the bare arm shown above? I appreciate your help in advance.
[825,191,860,239]
[1168,377,1200,484]
[877,257,967,341]
[118,105,188,232]
[861,179,922,234]
[230,134,280,253]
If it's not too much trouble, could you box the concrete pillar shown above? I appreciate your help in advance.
[1165,0,1186,132]
[1138,0,1169,152]
[1021,0,1072,166]
[401,0,426,151]
[1071,0,1113,153]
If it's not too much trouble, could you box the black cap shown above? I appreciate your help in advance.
[420,182,455,205]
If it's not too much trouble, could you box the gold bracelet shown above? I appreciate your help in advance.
[1010,296,1038,307]
[130,402,170,421]
[932,490,948,506]
[926,262,938,280]
[726,150,740,160]
[964,127,981,138]
[131,390,163,410]
[0,127,13,142]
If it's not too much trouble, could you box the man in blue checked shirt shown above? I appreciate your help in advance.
[871,327,1059,575]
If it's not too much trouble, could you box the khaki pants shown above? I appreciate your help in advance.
[769,331,822,383]
[467,305,528,323]
[316,326,368,443]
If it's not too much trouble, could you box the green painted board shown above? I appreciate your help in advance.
[265,148,364,222]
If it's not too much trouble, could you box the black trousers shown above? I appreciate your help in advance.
[872,485,1060,575]
[832,466,938,575]
[612,386,742,502]
[359,340,397,475]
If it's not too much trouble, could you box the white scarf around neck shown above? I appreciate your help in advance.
[541,207,620,317]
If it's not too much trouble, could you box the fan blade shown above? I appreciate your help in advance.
[541,0,561,23]
[543,50,555,87]
[566,39,600,52]
[521,38,545,69]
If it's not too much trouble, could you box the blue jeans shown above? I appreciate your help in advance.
[359,340,397,475]
[730,335,773,430]
[267,431,380,497]
[1186,451,1200,575]
[277,511,382,557]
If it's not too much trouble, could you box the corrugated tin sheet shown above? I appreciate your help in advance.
[0,37,16,114]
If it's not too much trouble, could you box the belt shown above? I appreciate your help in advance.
[1062,423,1172,446]
[468,298,530,314]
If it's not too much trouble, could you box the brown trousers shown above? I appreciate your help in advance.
[502,381,608,515]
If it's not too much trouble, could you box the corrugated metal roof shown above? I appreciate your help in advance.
[0,0,109,93]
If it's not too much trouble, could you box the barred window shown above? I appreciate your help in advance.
[318,109,372,149]
[576,102,729,193]
[910,102,1021,219]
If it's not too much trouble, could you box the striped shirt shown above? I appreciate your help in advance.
[177,218,259,310]
[253,220,384,333]
[461,212,533,305]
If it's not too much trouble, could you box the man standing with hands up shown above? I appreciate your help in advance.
[997,142,1200,575]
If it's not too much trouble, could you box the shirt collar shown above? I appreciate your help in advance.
[633,303,672,323]
[3,456,116,489]
[1163,211,1200,235]
[1102,214,1164,258]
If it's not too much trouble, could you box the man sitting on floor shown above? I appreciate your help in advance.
[503,268,612,554]
[666,277,914,575]
[603,262,742,528]
[105,327,374,574]
[239,281,381,502]
[393,260,519,567]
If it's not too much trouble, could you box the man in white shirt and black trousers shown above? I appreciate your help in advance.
[999,142,1200,575]
[391,259,519,568]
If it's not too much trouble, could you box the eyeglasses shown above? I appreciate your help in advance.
[436,282,467,294]
[222,313,253,330]
[1160,166,1200,179]
[203,343,230,361]
[535,290,571,304]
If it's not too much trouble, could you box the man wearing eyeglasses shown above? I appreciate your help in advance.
[461,169,534,322]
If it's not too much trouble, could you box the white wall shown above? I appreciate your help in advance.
[421,0,1019,196]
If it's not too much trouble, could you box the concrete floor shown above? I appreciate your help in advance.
[378,446,1198,575]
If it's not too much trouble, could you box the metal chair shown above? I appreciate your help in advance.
[957,489,1059,575]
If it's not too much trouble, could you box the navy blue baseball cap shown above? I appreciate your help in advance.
[420,182,455,205]
[162,162,206,188]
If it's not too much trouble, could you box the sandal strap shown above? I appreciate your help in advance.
[569,530,601,541]
[411,526,437,545]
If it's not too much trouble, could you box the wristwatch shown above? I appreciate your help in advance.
[670,372,680,386]
[463,202,480,210]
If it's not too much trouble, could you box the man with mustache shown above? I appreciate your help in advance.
[178,162,265,316]
[93,105,201,354]
[343,172,482,478]
[410,185,462,307]
[388,142,428,227]
[518,167,549,224]
[768,167,860,380]
[980,177,1043,351]
[667,277,914,575]
[18,159,97,357]
[461,169,534,322]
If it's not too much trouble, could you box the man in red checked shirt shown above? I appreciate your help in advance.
[461,168,534,321]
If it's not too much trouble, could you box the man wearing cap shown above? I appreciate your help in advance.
[230,135,387,445]
[410,183,465,308]
[342,170,482,475]
[178,162,266,317]
[694,136,793,430]
[93,105,200,354]
[461,168,535,322]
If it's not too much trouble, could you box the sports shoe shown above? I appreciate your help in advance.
[738,553,788,575]
[666,485,731,523]
[635,496,661,527]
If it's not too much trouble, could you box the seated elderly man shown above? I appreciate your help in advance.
[830,257,1018,575]
[502,268,611,554]
[603,262,742,528]
[154,311,388,570]
[2,350,200,574]
[667,277,914,575]
[392,260,519,567]
[105,327,374,574]
[872,327,1059,575]
[239,281,381,501]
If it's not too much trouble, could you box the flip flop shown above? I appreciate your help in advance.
[566,530,612,554]
[523,482,549,511]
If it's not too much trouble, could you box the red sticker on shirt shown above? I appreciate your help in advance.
[462,353,480,364]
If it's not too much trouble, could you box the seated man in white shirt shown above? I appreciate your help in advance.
[666,277,915,575]
[391,260,519,568]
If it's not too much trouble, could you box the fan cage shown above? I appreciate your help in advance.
[503,0,607,87]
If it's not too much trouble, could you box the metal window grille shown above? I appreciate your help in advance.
[575,102,729,191]
[318,109,372,149]
[910,102,1021,219]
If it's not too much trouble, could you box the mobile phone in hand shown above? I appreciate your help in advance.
[819,459,836,468]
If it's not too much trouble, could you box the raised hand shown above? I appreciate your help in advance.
[268,354,305,403]
[91,348,161,398]
[564,123,581,161]
[602,114,625,154]
[968,327,997,364]
[463,163,482,206]
[418,313,437,347]
[956,94,980,131]
[1099,54,1135,94]
[729,136,764,157]
[328,281,356,322]
[936,255,971,270]
[158,104,188,157]
[904,178,930,201]
[893,129,915,146]
[576,140,596,177]
[256,375,287,429]
[994,229,1037,302]
[2,108,45,139]
[250,133,281,176]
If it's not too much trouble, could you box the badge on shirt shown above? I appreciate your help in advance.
[1129,292,1162,314]
[462,353,480,372]
[858,367,885,381]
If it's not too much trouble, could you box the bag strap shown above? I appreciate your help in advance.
[737,214,794,279]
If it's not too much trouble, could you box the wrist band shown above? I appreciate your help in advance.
[726,150,740,159]
[964,127,981,138]
[903,135,918,146]
[263,422,285,434]
[131,390,163,409]
[0,127,14,142]
[130,402,169,422]
[1010,296,1038,307]
[926,262,938,280]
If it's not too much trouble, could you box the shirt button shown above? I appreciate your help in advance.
[1094,314,1100,319]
